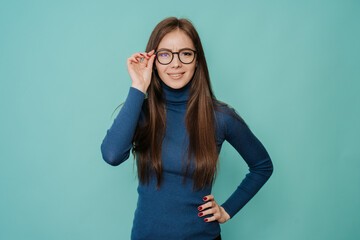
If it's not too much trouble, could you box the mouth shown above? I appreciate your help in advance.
[167,72,185,79]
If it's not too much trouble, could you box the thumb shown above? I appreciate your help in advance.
[147,54,156,69]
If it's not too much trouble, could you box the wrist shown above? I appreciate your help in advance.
[220,206,231,221]
[131,83,147,94]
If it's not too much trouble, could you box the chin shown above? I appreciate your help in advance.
[160,72,193,89]
[164,79,190,89]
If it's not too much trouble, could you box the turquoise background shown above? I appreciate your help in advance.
[1,0,359,239]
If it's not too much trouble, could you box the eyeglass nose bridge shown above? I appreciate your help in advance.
[170,52,182,65]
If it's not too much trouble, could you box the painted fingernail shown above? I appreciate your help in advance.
[146,54,150,57]
[198,213,203,217]
[204,218,208,222]
[203,197,207,201]
[198,207,202,211]
[139,53,143,56]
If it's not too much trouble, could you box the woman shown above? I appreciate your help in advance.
[101,17,274,240]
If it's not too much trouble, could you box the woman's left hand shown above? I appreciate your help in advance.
[197,194,231,224]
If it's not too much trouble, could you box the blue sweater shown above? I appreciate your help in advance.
[101,79,273,240]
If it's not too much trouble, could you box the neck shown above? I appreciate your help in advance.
[160,79,192,105]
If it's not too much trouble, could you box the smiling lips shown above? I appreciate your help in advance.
[168,72,185,79]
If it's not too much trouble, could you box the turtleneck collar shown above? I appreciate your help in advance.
[160,79,192,105]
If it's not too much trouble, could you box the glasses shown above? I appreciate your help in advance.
[155,49,197,65]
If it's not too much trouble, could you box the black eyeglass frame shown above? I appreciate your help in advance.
[154,49,197,65]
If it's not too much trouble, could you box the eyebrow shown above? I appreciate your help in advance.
[157,47,195,51]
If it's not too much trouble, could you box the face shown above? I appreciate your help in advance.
[155,29,197,89]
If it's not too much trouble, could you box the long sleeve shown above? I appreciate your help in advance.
[220,109,274,219]
[100,86,145,166]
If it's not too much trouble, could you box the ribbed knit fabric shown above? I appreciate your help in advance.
[100,79,274,240]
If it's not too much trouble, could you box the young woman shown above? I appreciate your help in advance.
[101,17,274,240]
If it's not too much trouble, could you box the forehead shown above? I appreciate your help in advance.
[157,29,195,50]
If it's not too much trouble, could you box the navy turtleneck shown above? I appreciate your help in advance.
[100,83,274,240]
[160,78,192,105]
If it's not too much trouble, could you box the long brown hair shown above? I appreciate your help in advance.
[116,17,247,191]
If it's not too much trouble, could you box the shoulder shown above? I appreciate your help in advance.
[213,99,248,128]
[212,99,249,140]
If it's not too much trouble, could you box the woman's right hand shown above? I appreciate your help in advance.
[127,49,156,94]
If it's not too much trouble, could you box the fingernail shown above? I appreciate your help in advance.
[198,213,203,217]
[204,218,208,222]
[146,54,150,57]
[139,53,143,56]
[198,207,202,211]
[203,197,207,201]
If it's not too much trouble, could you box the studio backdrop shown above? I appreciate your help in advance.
[1,0,359,239]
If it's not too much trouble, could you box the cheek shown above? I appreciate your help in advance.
[156,65,168,80]
[155,62,165,72]
[188,65,196,74]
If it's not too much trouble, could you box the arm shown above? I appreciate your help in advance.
[220,109,274,219]
[100,86,145,166]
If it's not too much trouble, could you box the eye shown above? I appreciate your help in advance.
[181,50,193,56]
[158,51,171,58]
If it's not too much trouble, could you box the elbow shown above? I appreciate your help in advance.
[102,154,121,166]
[267,157,274,178]
[100,144,130,166]
[250,156,274,179]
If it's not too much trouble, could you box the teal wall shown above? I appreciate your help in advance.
[1,0,359,239]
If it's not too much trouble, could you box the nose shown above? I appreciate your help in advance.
[171,53,182,68]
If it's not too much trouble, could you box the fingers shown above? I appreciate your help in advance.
[146,53,156,69]
[198,194,215,210]
[198,206,215,217]
[203,215,218,222]
[141,49,156,67]
[198,201,219,222]
[127,53,141,65]
[127,52,145,64]
[202,194,214,202]
[127,50,156,68]
[198,199,215,211]
[198,194,223,223]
